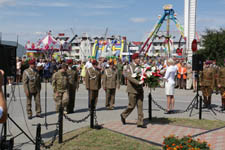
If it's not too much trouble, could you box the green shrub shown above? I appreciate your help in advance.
[162,135,211,150]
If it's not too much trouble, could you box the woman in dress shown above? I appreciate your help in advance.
[163,58,177,114]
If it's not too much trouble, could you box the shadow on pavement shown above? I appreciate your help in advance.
[144,117,172,125]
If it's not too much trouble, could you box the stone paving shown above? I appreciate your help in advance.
[104,120,225,150]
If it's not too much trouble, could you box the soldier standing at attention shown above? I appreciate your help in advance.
[217,60,225,111]
[22,59,42,119]
[66,59,79,114]
[120,53,146,128]
[102,62,120,110]
[199,61,215,108]
[52,64,69,113]
[85,60,101,109]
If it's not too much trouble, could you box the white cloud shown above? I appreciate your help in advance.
[130,17,148,23]
[3,11,41,16]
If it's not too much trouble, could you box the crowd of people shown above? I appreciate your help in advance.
[9,54,225,128]
[15,56,198,91]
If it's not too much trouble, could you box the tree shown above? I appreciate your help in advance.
[198,28,225,66]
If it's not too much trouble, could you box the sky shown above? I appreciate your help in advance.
[0,0,225,45]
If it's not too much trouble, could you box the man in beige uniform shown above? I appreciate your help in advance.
[102,62,120,110]
[199,61,215,108]
[22,59,41,119]
[52,64,69,112]
[66,59,79,114]
[120,53,146,128]
[85,60,101,109]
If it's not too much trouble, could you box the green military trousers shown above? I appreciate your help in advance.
[67,87,76,113]
[89,90,99,109]
[105,89,116,109]
[121,92,144,126]
[26,92,41,117]
[54,91,68,112]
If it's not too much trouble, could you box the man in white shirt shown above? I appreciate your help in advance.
[0,70,7,123]
[85,56,93,69]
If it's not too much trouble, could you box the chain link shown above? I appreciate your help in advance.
[63,113,90,123]
[151,98,196,114]
[40,124,59,149]
[151,98,167,112]
[94,110,99,126]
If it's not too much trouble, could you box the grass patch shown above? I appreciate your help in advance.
[150,117,225,130]
[48,127,160,150]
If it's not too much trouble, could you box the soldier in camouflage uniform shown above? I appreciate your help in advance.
[85,60,101,109]
[52,64,69,112]
[102,62,120,110]
[22,59,41,119]
[199,61,215,108]
[66,59,79,114]
[120,53,146,128]
[217,60,225,111]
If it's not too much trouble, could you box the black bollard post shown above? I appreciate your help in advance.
[199,96,202,120]
[58,105,63,144]
[35,123,41,150]
[149,92,152,121]
[90,100,94,129]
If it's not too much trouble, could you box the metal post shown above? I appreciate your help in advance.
[90,99,94,129]
[195,71,200,109]
[199,96,202,120]
[35,124,41,150]
[58,105,63,144]
[148,92,152,121]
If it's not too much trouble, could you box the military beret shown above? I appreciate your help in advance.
[132,53,139,60]
[92,60,98,65]
[91,56,95,59]
[28,59,36,65]
[67,59,73,64]
[88,56,91,58]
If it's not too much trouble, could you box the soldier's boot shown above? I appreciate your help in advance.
[221,98,225,111]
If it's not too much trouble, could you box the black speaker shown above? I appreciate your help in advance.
[0,44,17,77]
[192,54,203,71]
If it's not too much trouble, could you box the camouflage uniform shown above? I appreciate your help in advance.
[121,63,144,126]
[66,68,79,113]
[102,67,120,109]
[217,66,225,110]
[199,67,215,107]
[23,68,41,117]
[85,67,101,108]
[52,70,69,112]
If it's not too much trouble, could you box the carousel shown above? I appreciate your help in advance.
[25,31,71,60]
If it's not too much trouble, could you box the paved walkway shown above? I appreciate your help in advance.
[103,120,225,150]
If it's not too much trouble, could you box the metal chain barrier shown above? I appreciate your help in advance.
[151,98,196,114]
[63,113,90,123]
[40,125,59,149]
[94,110,99,126]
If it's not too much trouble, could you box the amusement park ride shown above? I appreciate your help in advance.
[140,4,185,58]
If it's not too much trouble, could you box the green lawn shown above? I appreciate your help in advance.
[48,127,160,150]
[46,118,225,150]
